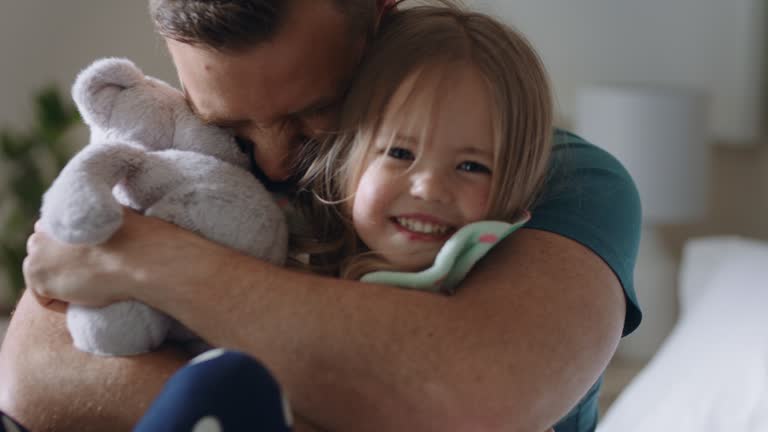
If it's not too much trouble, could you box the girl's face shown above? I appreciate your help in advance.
[349,67,496,271]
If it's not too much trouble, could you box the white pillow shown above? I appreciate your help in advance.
[677,236,757,316]
[598,237,768,432]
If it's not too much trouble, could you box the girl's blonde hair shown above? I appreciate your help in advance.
[295,1,553,279]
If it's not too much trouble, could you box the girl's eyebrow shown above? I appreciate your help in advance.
[460,146,493,157]
[394,132,492,157]
[393,133,418,144]
[392,134,492,160]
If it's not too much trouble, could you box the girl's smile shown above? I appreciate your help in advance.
[390,214,456,241]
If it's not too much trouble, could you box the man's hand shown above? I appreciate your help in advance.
[24,209,138,306]
[24,215,127,306]
[23,208,210,306]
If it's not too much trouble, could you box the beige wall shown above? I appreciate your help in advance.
[472,0,766,145]
[0,1,176,129]
[665,141,768,252]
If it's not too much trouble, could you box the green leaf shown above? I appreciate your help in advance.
[0,244,26,298]
[2,206,34,244]
[1,131,33,158]
[0,131,14,157]
[37,86,81,142]
[1,84,79,304]
[11,173,44,217]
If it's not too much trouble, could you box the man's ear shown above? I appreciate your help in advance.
[72,57,144,129]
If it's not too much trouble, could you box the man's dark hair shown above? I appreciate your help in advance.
[149,0,376,51]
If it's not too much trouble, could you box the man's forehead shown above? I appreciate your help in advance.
[167,0,366,125]
[175,60,278,127]
[181,88,241,127]
[181,72,343,129]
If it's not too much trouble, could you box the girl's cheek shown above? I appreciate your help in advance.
[350,175,376,223]
[469,185,493,221]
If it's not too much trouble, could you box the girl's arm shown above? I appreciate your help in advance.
[9,210,624,431]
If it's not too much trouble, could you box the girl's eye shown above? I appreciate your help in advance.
[457,161,492,174]
[387,147,415,161]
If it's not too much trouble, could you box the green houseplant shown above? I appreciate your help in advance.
[0,86,81,308]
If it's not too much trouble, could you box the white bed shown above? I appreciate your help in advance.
[598,236,768,431]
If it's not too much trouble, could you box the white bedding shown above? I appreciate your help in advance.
[598,237,768,432]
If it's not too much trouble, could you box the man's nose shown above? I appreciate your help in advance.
[410,169,452,204]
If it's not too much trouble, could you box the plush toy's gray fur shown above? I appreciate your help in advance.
[40,58,288,356]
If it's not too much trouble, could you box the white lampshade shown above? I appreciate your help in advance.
[575,85,710,224]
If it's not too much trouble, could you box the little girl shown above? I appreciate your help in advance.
[130,3,556,432]
[296,2,553,293]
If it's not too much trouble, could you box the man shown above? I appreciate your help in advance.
[0,0,641,431]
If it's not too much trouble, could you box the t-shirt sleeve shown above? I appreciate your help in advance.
[526,129,642,336]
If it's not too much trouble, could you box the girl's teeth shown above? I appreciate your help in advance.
[396,217,449,235]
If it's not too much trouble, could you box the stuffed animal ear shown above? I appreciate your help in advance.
[72,57,145,129]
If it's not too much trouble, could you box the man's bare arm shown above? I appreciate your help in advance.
[12,211,624,431]
[0,293,188,432]
[140,227,625,431]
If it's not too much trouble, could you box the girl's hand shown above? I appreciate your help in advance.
[23,208,206,307]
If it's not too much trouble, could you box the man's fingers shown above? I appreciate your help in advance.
[31,289,55,307]
[23,241,57,302]
[28,288,67,312]
[23,256,46,298]
[26,232,39,254]
[24,256,54,308]
[23,259,68,312]
[26,230,54,255]
[34,219,44,232]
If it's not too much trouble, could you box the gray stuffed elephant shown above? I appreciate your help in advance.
[40,58,288,356]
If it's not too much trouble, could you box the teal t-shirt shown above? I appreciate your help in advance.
[529,130,642,336]
[531,130,642,432]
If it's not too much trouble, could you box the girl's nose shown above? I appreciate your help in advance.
[410,170,452,204]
